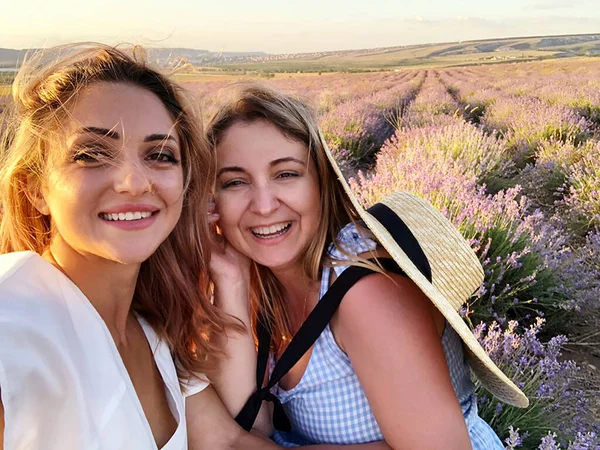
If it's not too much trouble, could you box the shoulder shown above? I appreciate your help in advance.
[332,222,376,253]
[0,251,41,286]
[339,271,429,318]
[0,251,60,295]
[332,271,439,352]
[328,222,379,263]
[0,251,68,315]
[0,251,77,351]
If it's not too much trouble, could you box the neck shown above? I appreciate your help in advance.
[44,236,140,345]
[272,263,320,319]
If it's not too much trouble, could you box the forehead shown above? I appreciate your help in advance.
[63,81,178,142]
[217,120,307,165]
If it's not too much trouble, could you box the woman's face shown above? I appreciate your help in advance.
[39,81,185,265]
[215,120,321,273]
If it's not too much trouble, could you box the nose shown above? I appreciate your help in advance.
[112,159,153,196]
[249,183,280,216]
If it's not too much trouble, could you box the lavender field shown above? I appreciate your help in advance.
[1,57,599,448]
[184,58,600,449]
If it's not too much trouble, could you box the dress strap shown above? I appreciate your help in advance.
[235,258,405,432]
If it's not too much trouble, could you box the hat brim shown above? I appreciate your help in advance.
[320,132,529,408]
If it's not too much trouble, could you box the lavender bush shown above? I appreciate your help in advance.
[350,131,582,328]
[475,319,600,449]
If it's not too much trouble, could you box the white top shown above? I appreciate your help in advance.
[0,251,208,450]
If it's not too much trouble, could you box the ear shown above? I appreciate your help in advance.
[25,174,50,216]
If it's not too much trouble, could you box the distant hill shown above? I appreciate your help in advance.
[211,33,600,72]
[0,46,267,68]
[0,48,30,67]
[1,33,599,72]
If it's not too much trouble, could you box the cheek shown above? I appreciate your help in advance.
[158,171,185,206]
[42,172,94,241]
[214,194,243,231]
[44,170,88,213]
[299,182,321,215]
[302,188,322,234]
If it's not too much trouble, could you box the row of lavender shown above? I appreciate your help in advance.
[438,66,599,236]
[185,70,425,169]
[345,66,599,448]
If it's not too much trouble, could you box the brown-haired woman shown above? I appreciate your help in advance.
[205,83,527,449]
[0,45,278,450]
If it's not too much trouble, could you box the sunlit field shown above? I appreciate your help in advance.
[1,57,599,448]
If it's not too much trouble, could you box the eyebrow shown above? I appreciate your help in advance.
[144,133,177,143]
[217,157,306,178]
[74,128,177,144]
[270,157,306,167]
[77,127,120,140]
[217,166,245,178]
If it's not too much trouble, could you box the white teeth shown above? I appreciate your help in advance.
[100,211,153,221]
[252,222,291,236]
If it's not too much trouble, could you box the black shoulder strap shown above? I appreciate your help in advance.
[235,258,405,431]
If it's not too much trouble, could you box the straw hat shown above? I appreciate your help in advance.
[320,132,529,408]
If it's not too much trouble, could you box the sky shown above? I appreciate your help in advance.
[2,0,600,53]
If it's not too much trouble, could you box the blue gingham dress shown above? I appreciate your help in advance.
[270,223,504,449]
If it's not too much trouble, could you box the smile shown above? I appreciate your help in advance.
[99,211,154,221]
[251,221,292,239]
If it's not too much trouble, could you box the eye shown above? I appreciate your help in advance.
[276,171,299,179]
[72,146,109,164]
[147,149,180,165]
[221,179,247,189]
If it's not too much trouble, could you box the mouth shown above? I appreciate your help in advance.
[99,210,157,222]
[250,221,292,239]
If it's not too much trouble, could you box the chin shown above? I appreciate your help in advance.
[255,256,296,271]
[100,245,161,266]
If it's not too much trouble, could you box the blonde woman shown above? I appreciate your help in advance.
[205,83,529,449]
[0,45,278,450]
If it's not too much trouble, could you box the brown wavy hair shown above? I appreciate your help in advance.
[206,82,376,352]
[0,43,237,382]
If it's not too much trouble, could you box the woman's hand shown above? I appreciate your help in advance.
[208,199,251,285]
[203,201,273,438]
[208,199,252,318]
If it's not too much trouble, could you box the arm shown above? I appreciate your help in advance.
[186,385,279,450]
[210,281,272,435]
[207,234,272,436]
[330,272,472,450]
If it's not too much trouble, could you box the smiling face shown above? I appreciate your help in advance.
[215,119,321,273]
[38,81,185,265]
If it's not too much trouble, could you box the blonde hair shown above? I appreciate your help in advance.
[0,43,238,380]
[206,82,374,351]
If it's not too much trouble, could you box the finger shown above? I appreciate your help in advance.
[208,212,220,224]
